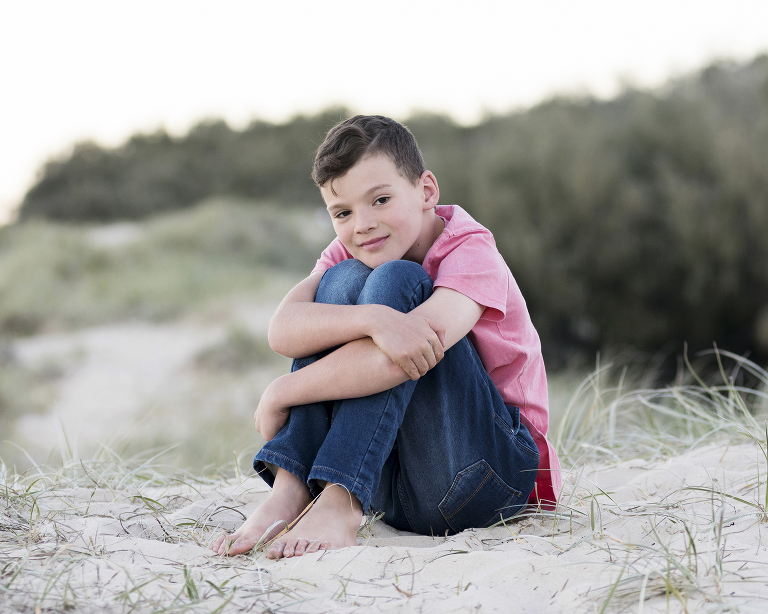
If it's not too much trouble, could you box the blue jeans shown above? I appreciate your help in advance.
[253,259,539,535]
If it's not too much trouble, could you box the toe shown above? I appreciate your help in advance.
[217,537,233,555]
[228,539,242,554]
[282,540,297,558]
[230,537,255,556]
[305,540,321,554]
[294,539,310,556]
[267,540,286,560]
[210,535,224,551]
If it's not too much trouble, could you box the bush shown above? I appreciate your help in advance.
[0,199,333,335]
[14,57,768,362]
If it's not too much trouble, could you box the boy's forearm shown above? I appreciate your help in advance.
[269,302,384,358]
[270,337,409,407]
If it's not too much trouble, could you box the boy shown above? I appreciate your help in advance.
[211,115,561,560]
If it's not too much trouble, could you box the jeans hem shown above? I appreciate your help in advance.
[309,466,373,512]
[253,450,310,487]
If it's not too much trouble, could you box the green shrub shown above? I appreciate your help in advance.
[0,200,332,335]
[13,57,768,362]
[193,326,279,373]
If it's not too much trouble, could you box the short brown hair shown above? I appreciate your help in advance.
[312,115,426,191]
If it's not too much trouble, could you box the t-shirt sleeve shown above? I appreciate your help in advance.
[311,238,353,274]
[433,231,508,322]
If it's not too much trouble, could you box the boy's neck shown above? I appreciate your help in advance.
[405,208,445,265]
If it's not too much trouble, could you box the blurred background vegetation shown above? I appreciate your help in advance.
[2,55,768,469]
[13,55,768,370]
[0,200,327,335]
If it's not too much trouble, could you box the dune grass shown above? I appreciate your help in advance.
[0,343,67,436]
[2,351,767,613]
[0,448,257,613]
[538,349,768,612]
[555,348,768,464]
[0,198,332,336]
[0,198,327,457]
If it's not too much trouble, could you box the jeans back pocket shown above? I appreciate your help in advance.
[438,459,523,533]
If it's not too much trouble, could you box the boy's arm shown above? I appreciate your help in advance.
[255,287,484,440]
[269,272,446,378]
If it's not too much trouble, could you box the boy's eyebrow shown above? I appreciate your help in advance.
[326,184,393,210]
[364,183,393,196]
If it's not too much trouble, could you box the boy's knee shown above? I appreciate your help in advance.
[315,259,372,305]
[358,260,433,312]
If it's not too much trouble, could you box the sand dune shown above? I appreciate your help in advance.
[4,319,768,612]
[3,441,767,613]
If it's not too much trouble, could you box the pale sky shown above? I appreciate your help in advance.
[2,0,768,224]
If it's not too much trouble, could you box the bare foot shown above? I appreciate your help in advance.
[210,468,311,556]
[267,483,363,560]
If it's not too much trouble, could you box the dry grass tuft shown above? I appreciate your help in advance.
[2,349,768,613]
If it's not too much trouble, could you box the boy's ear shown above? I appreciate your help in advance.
[420,170,439,210]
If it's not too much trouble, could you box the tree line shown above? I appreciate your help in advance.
[17,56,768,366]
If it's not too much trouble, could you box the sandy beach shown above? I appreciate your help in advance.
[3,321,768,612]
[2,438,767,613]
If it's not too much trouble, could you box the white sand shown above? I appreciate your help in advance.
[9,302,282,462]
[4,320,768,611]
[3,441,767,613]
[12,323,222,457]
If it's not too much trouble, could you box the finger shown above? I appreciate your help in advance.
[432,338,444,363]
[426,330,444,357]
[424,345,438,370]
[399,357,420,380]
[425,337,442,366]
[414,355,430,377]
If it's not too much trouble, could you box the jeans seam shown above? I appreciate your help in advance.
[346,383,399,499]
[440,461,524,531]
[514,438,541,460]
[440,459,487,517]
[443,465,522,521]
[406,277,433,311]
[444,469,493,521]
[396,471,417,532]
[494,413,540,459]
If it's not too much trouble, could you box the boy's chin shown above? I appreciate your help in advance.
[358,254,404,269]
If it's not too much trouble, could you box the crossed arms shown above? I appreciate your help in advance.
[254,271,484,440]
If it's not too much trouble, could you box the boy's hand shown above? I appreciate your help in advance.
[254,379,291,441]
[369,307,446,380]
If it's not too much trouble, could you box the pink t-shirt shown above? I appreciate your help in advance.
[312,205,562,506]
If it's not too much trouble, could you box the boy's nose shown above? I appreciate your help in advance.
[354,211,377,233]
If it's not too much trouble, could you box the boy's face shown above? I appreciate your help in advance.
[320,154,440,268]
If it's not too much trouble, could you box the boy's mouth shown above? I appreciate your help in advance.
[359,236,389,251]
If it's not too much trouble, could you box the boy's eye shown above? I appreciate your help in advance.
[334,210,351,220]
[374,196,390,205]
